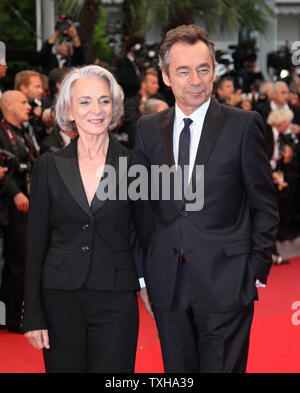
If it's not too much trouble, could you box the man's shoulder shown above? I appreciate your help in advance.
[218,100,262,123]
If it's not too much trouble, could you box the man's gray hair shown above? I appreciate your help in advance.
[55,65,124,132]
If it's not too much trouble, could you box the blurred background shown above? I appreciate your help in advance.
[0,0,299,88]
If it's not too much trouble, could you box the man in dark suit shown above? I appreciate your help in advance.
[0,91,37,332]
[135,25,279,373]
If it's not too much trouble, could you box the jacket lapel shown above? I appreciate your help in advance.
[91,136,122,214]
[160,107,175,167]
[54,137,93,218]
[185,99,224,205]
[159,107,186,211]
[194,98,224,166]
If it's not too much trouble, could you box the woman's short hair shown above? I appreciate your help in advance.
[267,109,294,126]
[55,65,124,132]
[159,24,215,77]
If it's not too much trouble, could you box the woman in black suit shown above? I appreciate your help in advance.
[22,65,150,373]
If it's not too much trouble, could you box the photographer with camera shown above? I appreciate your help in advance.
[0,90,38,332]
[40,16,84,76]
[116,38,145,99]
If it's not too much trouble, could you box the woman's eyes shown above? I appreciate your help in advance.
[99,97,112,105]
[79,97,112,106]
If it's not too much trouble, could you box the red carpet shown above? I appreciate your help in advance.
[0,258,299,373]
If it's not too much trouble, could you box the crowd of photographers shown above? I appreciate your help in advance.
[0,20,300,331]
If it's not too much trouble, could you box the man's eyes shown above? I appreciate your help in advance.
[177,68,210,77]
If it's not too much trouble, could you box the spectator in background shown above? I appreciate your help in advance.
[137,71,160,107]
[142,98,169,115]
[289,90,300,107]
[0,58,8,99]
[116,38,144,99]
[14,70,46,149]
[267,109,299,252]
[0,91,38,332]
[41,67,71,135]
[259,81,273,101]
[40,67,76,153]
[257,81,300,125]
[215,76,242,107]
[39,20,84,75]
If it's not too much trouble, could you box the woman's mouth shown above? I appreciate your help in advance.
[88,119,104,125]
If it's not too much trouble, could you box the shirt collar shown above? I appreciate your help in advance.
[270,100,290,111]
[175,98,211,127]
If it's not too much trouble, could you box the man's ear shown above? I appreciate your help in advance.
[162,70,171,88]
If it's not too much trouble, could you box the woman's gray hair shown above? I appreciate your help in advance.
[55,65,124,132]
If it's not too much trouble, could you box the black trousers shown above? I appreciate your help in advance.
[153,262,254,373]
[42,286,139,373]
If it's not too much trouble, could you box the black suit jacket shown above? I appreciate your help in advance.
[22,136,150,332]
[135,99,279,312]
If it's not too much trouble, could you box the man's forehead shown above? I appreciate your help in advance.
[29,75,42,85]
[169,41,214,66]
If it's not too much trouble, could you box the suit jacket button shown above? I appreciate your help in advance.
[82,245,90,252]
[180,210,188,217]
[82,223,90,231]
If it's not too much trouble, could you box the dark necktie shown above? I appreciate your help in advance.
[178,118,193,199]
[178,118,192,260]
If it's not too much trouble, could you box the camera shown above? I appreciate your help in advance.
[56,14,72,35]
[0,149,32,174]
[241,92,268,102]
[0,149,15,171]
[29,98,42,109]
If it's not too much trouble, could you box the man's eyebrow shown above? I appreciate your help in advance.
[176,62,211,72]
[197,62,211,68]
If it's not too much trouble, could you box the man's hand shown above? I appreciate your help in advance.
[291,124,300,134]
[281,145,293,164]
[67,21,81,47]
[0,166,8,180]
[228,90,242,106]
[272,171,288,188]
[25,329,50,350]
[13,192,29,213]
[139,287,154,319]
[33,106,42,117]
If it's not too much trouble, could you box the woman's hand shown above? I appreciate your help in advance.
[139,287,154,319]
[24,329,50,350]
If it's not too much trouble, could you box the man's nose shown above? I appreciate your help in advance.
[189,70,202,84]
